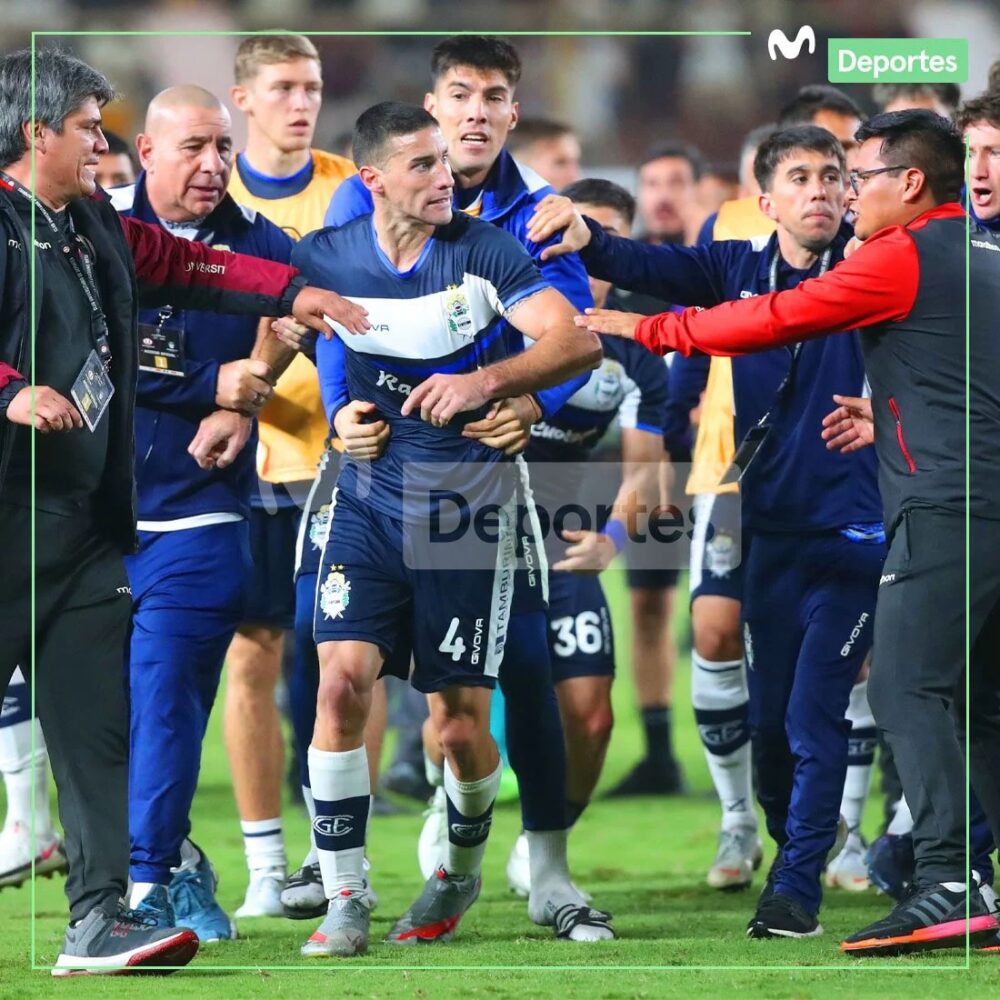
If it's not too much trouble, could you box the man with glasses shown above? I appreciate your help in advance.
[582,109,1000,956]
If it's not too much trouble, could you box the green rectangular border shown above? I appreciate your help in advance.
[25,26,974,975]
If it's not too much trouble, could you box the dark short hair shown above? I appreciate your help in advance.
[741,123,779,162]
[957,92,1000,132]
[101,128,131,158]
[431,35,521,88]
[854,109,965,204]
[507,118,575,154]
[352,101,438,169]
[872,82,962,116]
[778,84,864,127]
[988,59,1000,95]
[638,140,705,181]
[0,48,116,168]
[753,125,846,192]
[562,178,635,226]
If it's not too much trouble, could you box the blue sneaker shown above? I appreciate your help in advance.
[168,844,237,943]
[131,884,175,928]
[865,832,914,901]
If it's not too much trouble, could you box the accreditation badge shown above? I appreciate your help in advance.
[71,349,115,432]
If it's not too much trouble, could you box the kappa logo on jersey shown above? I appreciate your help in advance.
[309,504,332,550]
[840,611,870,657]
[313,815,354,837]
[445,285,474,337]
[376,370,413,397]
[319,566,351,620]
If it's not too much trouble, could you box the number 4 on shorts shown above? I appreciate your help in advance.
[439,617,467,662]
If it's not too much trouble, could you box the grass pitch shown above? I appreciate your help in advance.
[0,571,992,997]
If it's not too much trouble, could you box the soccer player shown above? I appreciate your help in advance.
[112,85,299,941]
[506,118,582,191]
[225,33,358,918]
[322,35,605,929]
[293,101,600,957]
[531,125,886,939]
[579,110,1000,956]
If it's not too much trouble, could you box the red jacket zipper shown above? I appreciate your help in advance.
[887,396,917,474]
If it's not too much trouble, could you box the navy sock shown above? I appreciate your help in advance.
[642,704,673,765]
[290,572,321,788]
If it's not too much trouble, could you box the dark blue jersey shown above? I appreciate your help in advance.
[579,219,882,533]
[294,213,548,520]
[112,175,294,522]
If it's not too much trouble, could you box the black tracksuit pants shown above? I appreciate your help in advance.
[0,501,131,922]
[868,507,1000,885]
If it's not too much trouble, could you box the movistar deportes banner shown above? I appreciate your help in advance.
[828,38,967,83]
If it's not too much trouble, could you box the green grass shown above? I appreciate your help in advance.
[1,572,992,997]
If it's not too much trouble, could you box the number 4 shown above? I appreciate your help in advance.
[439,617,467,662]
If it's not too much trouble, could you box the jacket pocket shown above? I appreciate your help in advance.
[887,396,917,474]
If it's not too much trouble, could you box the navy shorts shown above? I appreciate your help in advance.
[546,569,615,682]
[244,503,299,629]
[314,488,518,694]
[689,491,744,604]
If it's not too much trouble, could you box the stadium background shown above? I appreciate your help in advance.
[1,0,999,995]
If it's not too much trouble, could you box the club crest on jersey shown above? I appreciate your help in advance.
[594,360,623,405]
[319,566,351,620]
[705,530,737,578]
[445,285,474,337]
[309,504,332,550]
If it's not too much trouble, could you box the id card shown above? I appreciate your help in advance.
[138,322,185,376]
[719,424,771,485]
[71,349,115,432]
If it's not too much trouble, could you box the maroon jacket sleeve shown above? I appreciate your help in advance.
[634,225,921,357]
[0,363,24,390]
[119,215,305,316]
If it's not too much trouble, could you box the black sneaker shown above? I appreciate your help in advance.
[51,903,199,976]
[841,882,999,956]
[604,757,686,798]
[747,892,823,939]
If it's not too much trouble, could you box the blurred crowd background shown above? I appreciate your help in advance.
[5,0,998,186]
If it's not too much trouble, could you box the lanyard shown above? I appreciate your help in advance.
[756,245,833,426]
[0,169,112,371]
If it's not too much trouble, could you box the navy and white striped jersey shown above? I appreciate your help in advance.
[293,212,549,519]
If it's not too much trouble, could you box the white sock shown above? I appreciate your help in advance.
[425,753,444,789]
[128,881,160,908]
[301,785,319,867]
[691,653,756,833]
[0,673,54,835]
[841,679,876,834]
[443,758,501,877]
[308,745,370,896]
[888,796,914,835]
[526,829,576,904]
[241,817,286,876]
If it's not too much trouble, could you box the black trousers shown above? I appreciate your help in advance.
[868,508,1000,885]
[0,501,131,922]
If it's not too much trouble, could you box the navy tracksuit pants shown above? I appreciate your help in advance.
[743,529,885,914]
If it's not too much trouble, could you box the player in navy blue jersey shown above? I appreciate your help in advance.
[532,126,887,941]
[501,179,669,879]
[288,102,599,957]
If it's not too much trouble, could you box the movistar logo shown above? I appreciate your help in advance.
[768,26,816,61]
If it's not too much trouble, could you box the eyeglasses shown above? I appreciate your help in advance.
[848,165,911,195]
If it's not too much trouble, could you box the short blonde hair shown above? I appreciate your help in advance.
[234,34,320,85]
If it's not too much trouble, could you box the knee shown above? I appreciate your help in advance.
[435,712,479,761]
[693,620,742,662]
[316,668,369,730]
[563,696,613,748]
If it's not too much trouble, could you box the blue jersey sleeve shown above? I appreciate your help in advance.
[315,331,349,428]
[257,215,295,265]
[613,339,670,436]
[466,222,549,315]
[662,352,710,460]
[578,217,745,308]
[325,175,373,228]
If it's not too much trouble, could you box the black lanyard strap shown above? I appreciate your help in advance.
[0,169,112,371]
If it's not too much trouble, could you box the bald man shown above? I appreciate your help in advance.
[110,85,298,942]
